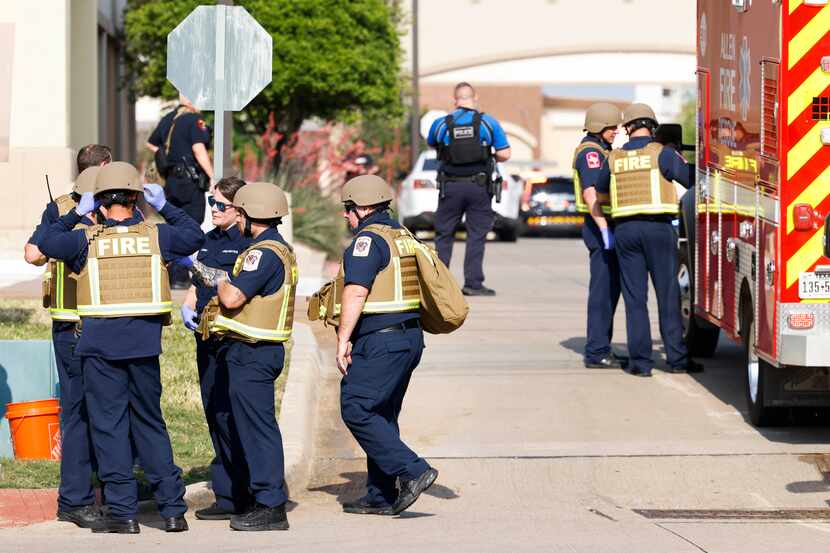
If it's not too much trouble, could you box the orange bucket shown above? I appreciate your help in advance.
[5,398,62,460]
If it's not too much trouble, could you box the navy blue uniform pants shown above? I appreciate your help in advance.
[196,336,252,512]
[166,175,205,224]
[434,180,494,289]
[581,217,621,362]
[83,355,186,520]
[614,220,689,373]
[225,341,287,508]
[53,327,96,511]
[340,328,429,506]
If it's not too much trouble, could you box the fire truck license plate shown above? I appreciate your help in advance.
[799,272,830,299]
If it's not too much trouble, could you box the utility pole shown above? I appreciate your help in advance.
[217,0,234,179]
[410,0,419,166]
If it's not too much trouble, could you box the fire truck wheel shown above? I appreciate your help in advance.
[742,315,781,427]
[678,246,719,357]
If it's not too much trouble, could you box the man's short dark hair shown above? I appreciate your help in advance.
[77,144,112,173]
[215,176,247,203]
[454,82,475,98]
[97,190,137,208]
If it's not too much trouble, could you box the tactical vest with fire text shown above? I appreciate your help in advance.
[607,142,678,219]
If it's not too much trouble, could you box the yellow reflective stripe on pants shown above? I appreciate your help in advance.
[211,315,291,342]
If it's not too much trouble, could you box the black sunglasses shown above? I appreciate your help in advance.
[208,196,232,212]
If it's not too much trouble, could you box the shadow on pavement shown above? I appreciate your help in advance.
[685,335,830,444]
[307,471,459,505]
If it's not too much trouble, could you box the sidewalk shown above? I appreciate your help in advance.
[0,489,58,528]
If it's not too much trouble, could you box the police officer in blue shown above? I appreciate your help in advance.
[146,94,213,224]
[573,103,624,369]
[336,175,438,516]
[23,145,111,529]
[180,176,253,520]
[40,161,204,533]
[427,82,511,296]
[200,181,297,531]
[596,104,703,377]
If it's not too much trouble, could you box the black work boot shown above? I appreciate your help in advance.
[195,503,235,520]
[91,514,140,534]
[164,516,188,532]
[229,503,289,531]
[462,285,496,297]
[342,496,395,516]
[56,505,103,529]
[392,467,439,515]
[584,356,623,369]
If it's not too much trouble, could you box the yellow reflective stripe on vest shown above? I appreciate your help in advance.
[78,301,173,316]
[277,283,293,334]
[212,315,292,342]
[49,309,80,322]
[79,254,170,317]
[49,261,80,321]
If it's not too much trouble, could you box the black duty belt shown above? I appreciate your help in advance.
[376,319,421,334]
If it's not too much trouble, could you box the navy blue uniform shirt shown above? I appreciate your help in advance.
[148,107,211,166]
[342,210,420,337]
[40,203,204,360]
[596,136,691,195]
[426,108,510,151]
[194,225,252,314]
[227,227,287,301]
[574,135,611,192]
[224,227,289,365]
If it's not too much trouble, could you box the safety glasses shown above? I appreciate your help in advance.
[208,196,232,212]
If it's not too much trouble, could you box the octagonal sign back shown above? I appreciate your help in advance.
[167,5,273,111]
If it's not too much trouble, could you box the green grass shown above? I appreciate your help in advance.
[0,299,288,490]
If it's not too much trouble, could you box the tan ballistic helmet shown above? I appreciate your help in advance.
[584,103,622,133]
[234,181,289,219]
[341,175,393,206]
[94,161,143,195]
[622,103,658,126]
[73,167,101,195]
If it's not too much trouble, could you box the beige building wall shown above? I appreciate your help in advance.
[0,0,132,256]
[0,1,77,254]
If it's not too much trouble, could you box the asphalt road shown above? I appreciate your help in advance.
[5,237,830,552]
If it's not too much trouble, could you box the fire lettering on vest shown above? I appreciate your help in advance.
[394,237,420,256]
[613,155,652,173]
[97,236,152,257]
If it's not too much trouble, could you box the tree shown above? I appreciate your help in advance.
[125,0,404,160]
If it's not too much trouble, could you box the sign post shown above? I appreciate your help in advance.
[166,5,273,184]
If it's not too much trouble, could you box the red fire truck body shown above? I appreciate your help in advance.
[684,0,830,424]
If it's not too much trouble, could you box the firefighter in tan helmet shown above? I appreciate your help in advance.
[595,103,702,377]
[201,180,297,531]
[21,145,111,530]
[573,103,624,369]
[39,161,204,533]
[335,174,438,515]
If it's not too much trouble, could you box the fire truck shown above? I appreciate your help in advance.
[680,0,830,426]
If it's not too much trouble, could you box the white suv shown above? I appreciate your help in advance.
[396,150,522,242]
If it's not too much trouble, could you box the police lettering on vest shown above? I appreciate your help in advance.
[76,223,173,319]
[572,142,611,215]
[201,241,298,343]
[607,142,678,218]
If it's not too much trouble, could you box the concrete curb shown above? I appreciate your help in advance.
[140,323,322,513]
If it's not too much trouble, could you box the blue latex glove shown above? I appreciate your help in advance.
[176,256,194,268]
[601,227,614,250]
[181,304,199,331]
[76,192,95,216]
[143,183,167,211]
